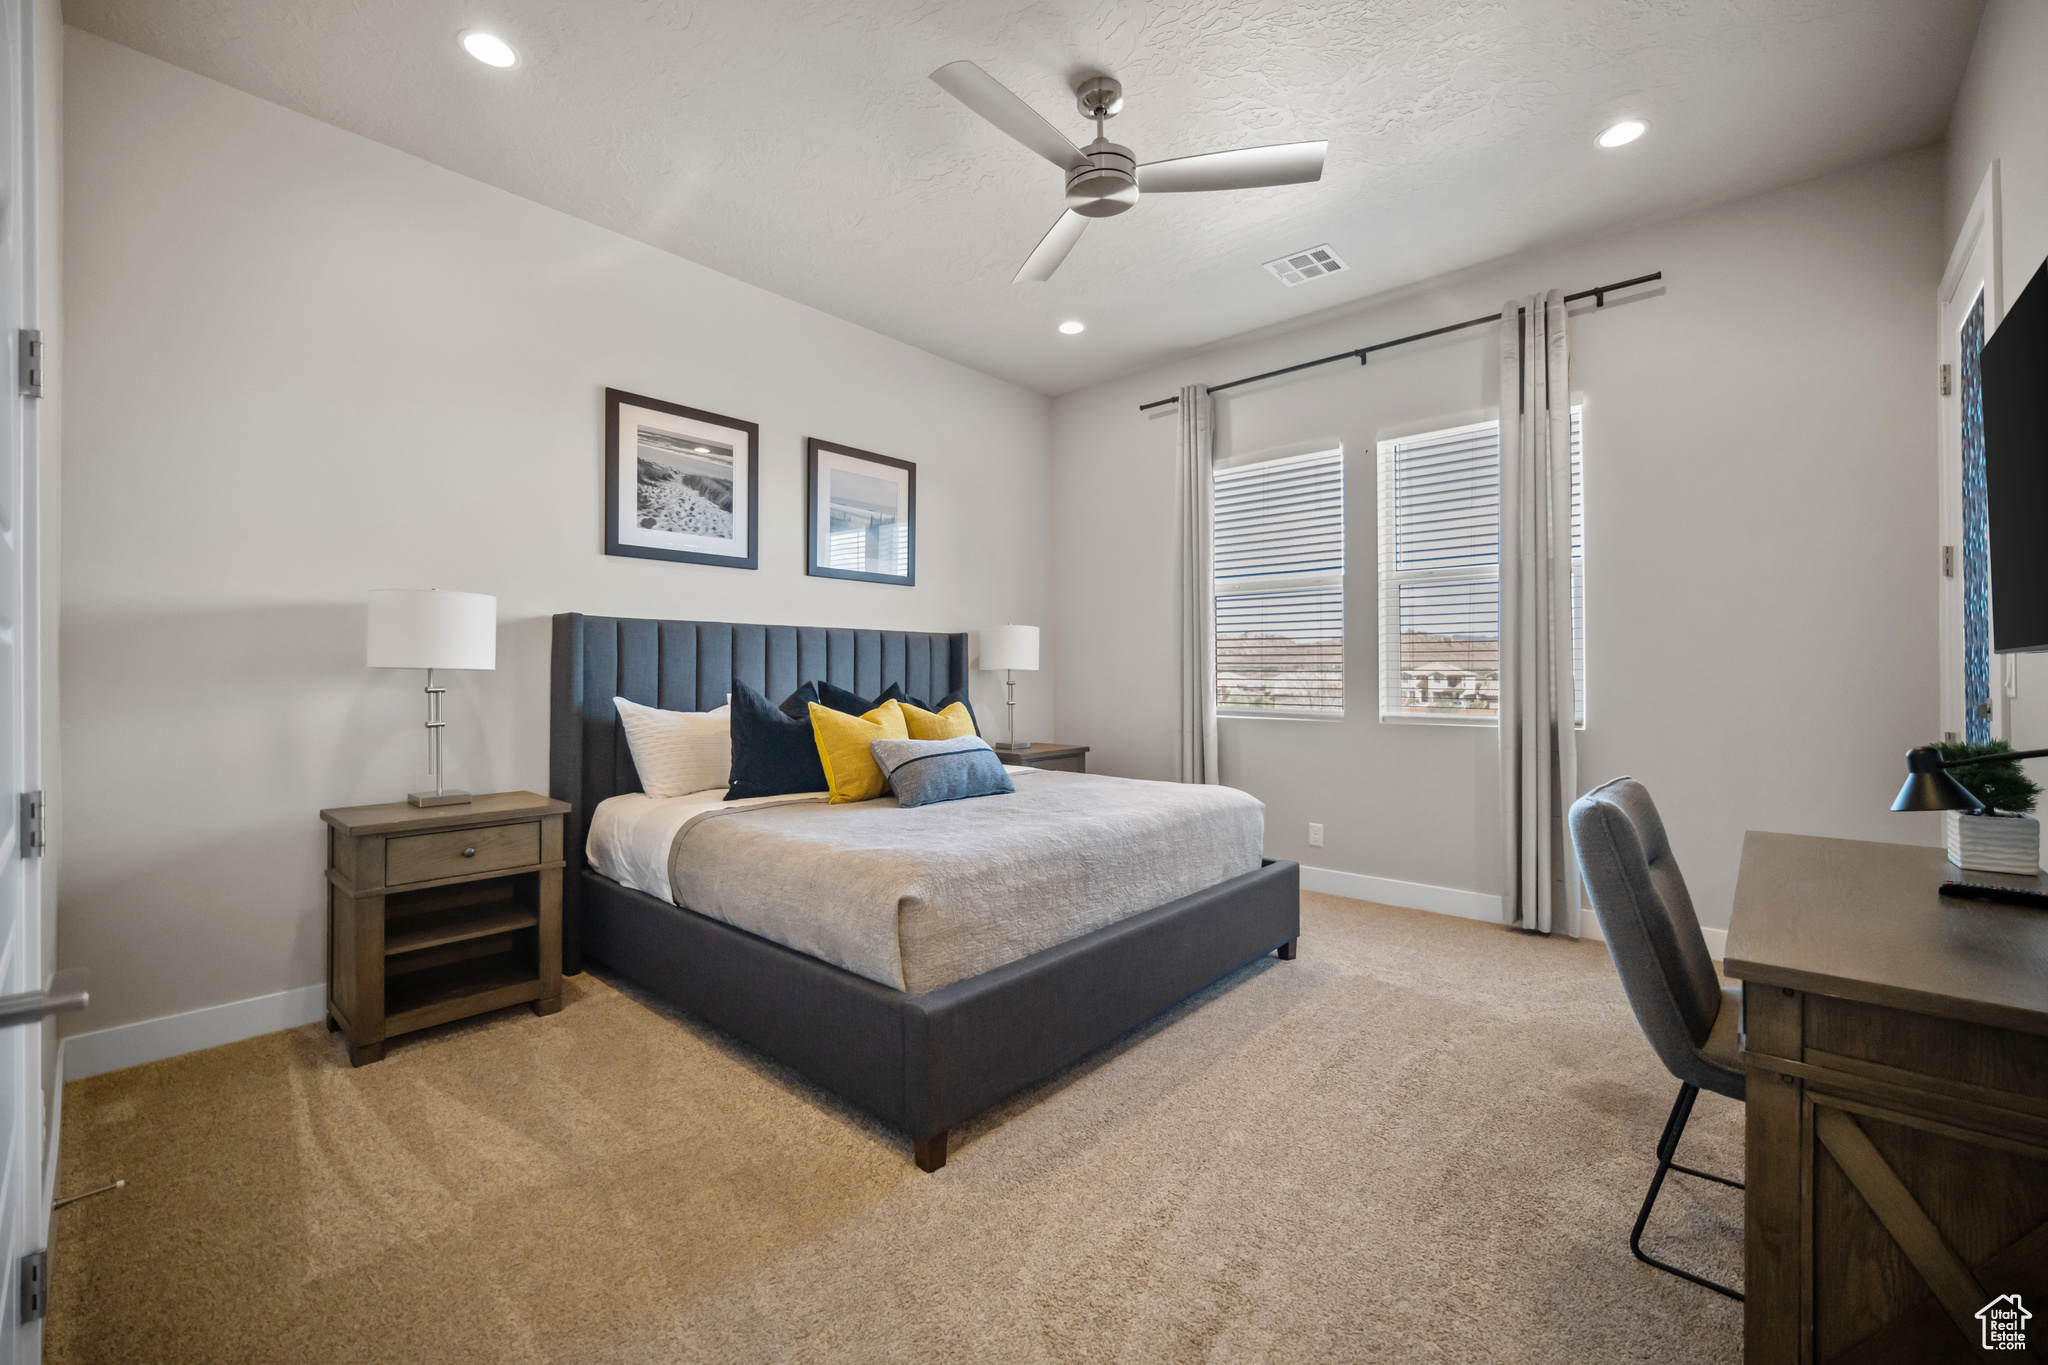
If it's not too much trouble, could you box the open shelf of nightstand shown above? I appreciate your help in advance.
[385,955,542,1035]
[384,899,540,956]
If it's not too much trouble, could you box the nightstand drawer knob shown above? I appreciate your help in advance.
[462,846,477,858]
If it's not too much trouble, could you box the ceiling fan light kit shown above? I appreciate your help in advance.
[930,61,1329,283]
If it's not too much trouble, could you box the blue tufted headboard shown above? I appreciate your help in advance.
[549,613,970,972]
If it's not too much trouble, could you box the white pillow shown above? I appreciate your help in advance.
[613,696,730,798]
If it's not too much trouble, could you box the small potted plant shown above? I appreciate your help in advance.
[1933,740,2042,874]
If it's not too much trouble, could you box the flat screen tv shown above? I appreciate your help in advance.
[1987,255,2048,653]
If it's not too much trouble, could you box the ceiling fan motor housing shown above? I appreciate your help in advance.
[1067,139,1138,217]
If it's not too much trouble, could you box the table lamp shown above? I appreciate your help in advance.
[1889,744,2048,813]
[979,624,1039,751]
[1892,744,2048,907]
[368,589,497,807]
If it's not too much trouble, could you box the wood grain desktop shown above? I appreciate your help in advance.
[1726,831,2048,1362]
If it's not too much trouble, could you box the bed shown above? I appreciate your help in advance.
[550,613,1300,1170]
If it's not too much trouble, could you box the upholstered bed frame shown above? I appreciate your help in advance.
[549,613,1300,1170]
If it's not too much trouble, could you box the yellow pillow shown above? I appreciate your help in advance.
[809,699,908,803]
[898,699,978,741]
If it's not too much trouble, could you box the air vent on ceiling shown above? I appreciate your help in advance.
[1265,245,1347,287]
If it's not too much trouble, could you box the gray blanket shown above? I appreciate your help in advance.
[665,769,1266,993]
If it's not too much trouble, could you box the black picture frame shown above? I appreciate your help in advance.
[605,387,759,570]
[805,438,917,586]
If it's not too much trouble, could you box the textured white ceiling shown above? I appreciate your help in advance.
[65,0,1980,396]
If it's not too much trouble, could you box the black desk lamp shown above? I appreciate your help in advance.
[1893,745,2048,906]
[1890,745,2048,812]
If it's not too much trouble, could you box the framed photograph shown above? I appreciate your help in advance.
[806,438,916,586]
[605,388,759,569]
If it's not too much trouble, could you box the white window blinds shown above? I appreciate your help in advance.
[1213,448,1344,714]
[1376,409,1583,724]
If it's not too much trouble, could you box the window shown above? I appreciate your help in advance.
[1960,290,1991,744]
[1376,409,1583,725]
[1214,448,1344,715]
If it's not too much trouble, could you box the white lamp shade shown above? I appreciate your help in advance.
[980,624,1040,673]
[367,589,497,670]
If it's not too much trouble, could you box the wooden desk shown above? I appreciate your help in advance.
[1726,831,2048,1362]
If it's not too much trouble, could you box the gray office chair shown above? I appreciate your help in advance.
[1568,776,1745,1301]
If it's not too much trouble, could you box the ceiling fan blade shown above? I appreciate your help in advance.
[1138,141,1328,194]
[931,61,1089,173]
[1014,210,1089,283]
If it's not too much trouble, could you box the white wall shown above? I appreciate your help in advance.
[1946,0,2048,302]
[1054,148,1943,933]
[61,30,1053,1036]
[1945,0,2048,751]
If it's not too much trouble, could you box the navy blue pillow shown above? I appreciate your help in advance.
[728,680,827,800]
[778,680,873,722]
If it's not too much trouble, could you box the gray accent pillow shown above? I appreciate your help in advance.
[871,735,1015,808]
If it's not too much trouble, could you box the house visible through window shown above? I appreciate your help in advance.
[1213,448,1344,715]
[1376,410,1583,724]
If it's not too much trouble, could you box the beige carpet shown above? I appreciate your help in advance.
[46,892,1743,1363]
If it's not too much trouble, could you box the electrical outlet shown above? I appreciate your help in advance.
[1308,823,1324,848]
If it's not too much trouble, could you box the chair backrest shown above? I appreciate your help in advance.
[1568,777,1724,1077]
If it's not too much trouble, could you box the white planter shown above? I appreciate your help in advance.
[1945,811,2042,875]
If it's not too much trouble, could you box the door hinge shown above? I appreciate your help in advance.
[1940,362,1952,396]
[1943,544,1955,578]
[17,329,38,399]
[20,790,43,857]
[18,1250,44,1324]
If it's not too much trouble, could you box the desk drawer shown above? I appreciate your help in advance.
[386,823,539,886]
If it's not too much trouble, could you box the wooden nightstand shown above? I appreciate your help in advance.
[320,791,570,1066]
[990,742,1089,773]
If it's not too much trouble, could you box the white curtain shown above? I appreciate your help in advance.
[1176,383,1220,785]
[1498,291,1579,936]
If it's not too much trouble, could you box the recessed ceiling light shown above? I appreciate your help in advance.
[1058,320,1085,335]
[1597,119,1646,149]
[460,31,518,68]
[692,447,710,453]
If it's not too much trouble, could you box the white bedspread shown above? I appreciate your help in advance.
[586,770,1266,994]
[587,786,826,902]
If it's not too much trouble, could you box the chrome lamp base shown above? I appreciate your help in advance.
[405,668,473,807]
[994,670,1028,752]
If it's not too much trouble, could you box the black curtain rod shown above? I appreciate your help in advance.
[1136,271,1664,412]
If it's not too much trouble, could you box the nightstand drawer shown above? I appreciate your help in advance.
[1030,755,1085,773]
[386,822,539,885]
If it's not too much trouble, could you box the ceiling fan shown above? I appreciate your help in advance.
[930,61,1329,283]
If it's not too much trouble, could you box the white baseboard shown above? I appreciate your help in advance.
[1299,865,1503,923]
[63,983,325,1081]
[1299,863,1727,960]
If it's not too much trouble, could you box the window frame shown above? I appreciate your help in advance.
[1213,445,1346,721]
[1375,410,1584,729]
